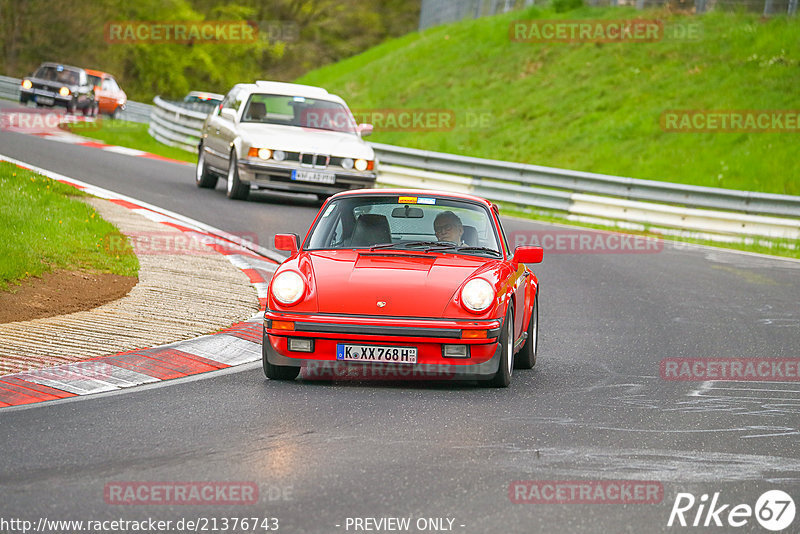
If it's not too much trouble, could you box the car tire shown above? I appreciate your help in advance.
[515,293,538,369]
[195,146,218,189]
[226,151,249,200]
[262,332,300,380]
[484,307,513,388]
[66,100,77,114]
[111,106,120,120]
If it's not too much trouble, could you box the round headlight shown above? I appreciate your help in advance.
[272,271,305,305]
[258,148,272,160]
[59,87,70,97]
[273,150,286,161]
[354,158,368,171]
[461,279,495,312]
[341,158,354,170]
[21,80,32,89]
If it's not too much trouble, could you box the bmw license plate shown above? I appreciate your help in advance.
[337,344,417,364]
[36,96,54,105]
[292,169,336,184]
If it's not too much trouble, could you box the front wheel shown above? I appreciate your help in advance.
[485,307,513,388]
[195,146,218,189]
[226,151,249,200]
[515,293,538,369]
[262,332,300,380]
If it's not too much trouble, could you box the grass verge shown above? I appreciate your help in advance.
[0,161,139,291]
[66,119,197,163]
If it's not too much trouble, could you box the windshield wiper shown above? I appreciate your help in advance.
[455,246,502,257]
[368,242,405,250]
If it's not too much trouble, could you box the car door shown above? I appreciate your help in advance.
[203,88,239,171]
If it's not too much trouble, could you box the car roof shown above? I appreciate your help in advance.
[232,81,347,106]
[329,189,495,208]
[84,69,112,78]
[38,62,84,73]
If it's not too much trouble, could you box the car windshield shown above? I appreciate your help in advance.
[305,195,502,257]
[241,93,357,134]
[34,66,79,85]
[87,75,101,87]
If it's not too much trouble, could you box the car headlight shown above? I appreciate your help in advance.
[258,148,272,160]
[272,271,305,305]
[460,279,495,312]
[341,158,354,170]
[59,87,70,97]
[21,80,32,90]
[354,158,369,171]
[273,150,286,161]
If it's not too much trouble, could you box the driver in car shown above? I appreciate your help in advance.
[434,211,465,244]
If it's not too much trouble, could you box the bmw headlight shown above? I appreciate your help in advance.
[461,279,495,312]
[258,148,272,160]
[273,150,286,161]
[271,271,305,305]
[354,158,369,171]
[341,158,354,170]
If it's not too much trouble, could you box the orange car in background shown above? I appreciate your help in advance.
[85,69,127,118]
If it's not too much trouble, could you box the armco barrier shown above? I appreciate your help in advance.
[148,96,209,152]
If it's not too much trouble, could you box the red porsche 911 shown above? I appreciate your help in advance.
[262,190,543,387]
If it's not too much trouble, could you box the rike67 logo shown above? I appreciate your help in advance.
[668,490,795,531]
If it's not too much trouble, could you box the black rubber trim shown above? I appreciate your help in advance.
[294,322,461,338]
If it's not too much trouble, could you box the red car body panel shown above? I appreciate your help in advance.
[263,189,541,382]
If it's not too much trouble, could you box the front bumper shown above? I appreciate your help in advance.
[19,88,73,108]
[238,159,377,194]
[263,312,503,380]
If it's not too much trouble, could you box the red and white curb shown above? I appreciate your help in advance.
[0,155,285,408]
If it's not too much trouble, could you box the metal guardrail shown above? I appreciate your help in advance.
[148,96,209,152]
[371,143,800,219]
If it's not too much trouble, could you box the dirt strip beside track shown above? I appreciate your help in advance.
[0,197,260,376]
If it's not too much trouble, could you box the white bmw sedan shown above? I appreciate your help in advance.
[196,80,377,202]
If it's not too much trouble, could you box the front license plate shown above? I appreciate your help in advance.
[36,96,54,105]
[292,169,336,184]
[337,344,417,364]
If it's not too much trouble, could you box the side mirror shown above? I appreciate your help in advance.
[512,246,543,264]
[220,108,237,122]
[357,123,373,137]
[274,233,300,256]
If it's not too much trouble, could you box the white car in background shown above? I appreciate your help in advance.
[196,81,376,202]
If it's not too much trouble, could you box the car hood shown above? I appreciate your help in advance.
[300,250,492,318]
[238,123,374,159]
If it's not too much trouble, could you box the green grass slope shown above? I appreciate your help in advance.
[297,7,799,195]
